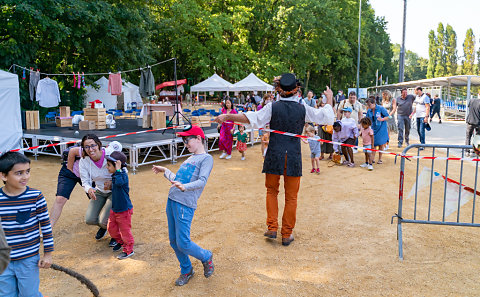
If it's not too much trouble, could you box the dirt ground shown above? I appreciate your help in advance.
[27,133,480,296]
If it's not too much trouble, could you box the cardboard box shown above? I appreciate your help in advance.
[59,106,70,118]
[56,117,72,127]
[26,111,40,130]
[79,120,95,130]
[151,111,166,130]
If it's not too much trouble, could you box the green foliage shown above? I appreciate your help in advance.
[434,23,446,77]
[392,44,427,81]
[1,0,396,103]
[444,24,457,76]
[427,30,437,79]
[462,28,476,75]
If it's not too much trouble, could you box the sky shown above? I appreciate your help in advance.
[369,0,480,59]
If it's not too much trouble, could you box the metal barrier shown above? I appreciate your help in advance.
[393,144,479,260]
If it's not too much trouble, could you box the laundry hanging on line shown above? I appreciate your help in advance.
[36,77,61,108]
[108,73,122,95]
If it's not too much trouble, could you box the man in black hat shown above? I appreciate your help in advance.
[215,73,335,246]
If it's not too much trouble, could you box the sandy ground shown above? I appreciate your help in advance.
[24,129,480,296]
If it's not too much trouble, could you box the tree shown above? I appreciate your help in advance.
[392,44,427,81]
[444,24,457,76]
[462,28,476,75]
[427,30,437,78]
[434,23,446,77]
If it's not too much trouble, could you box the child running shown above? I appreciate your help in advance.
[233,124,248,160]
[152,125,214,286]
[301,126,321,173]
[105,151,135,259]
[0,152,54,296]
[359,117,374,171]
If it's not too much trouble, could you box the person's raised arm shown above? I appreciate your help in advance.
[66,147,79,172]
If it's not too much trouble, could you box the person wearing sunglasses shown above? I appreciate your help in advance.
[152,126,214,286]
[79,134,114,244]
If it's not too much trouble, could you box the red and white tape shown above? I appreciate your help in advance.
[7,121,479,163]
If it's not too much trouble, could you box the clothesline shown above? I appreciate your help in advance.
[8,58,175,77]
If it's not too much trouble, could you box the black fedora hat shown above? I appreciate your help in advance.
[279,73,298,92]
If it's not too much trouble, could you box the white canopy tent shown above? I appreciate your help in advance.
[190,74,233,103]
[230,73,274,92]
[85,77,117,110]
[0,70,22,153]
[85,77,143,110]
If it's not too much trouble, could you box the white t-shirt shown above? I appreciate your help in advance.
[414,94,430,118]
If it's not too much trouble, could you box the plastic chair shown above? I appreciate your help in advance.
[183,109,191,113]
[71,111,83,116]
[114,112,123,118]
[45,111,56,122]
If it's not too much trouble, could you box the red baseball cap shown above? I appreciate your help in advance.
[177,125,205,139]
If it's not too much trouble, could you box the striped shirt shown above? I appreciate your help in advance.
[0,187,54,260]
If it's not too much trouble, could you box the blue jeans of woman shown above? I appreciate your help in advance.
[166,199,212,274]
[416,117,426,144]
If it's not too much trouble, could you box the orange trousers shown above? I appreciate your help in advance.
[265,172,301,238]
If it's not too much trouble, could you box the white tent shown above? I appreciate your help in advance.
[230,73,274,92]
[190,73,233,92]
[85,77,117,110]
[85,77,143,110]
[0,70,22,153]
[122,81,143,110]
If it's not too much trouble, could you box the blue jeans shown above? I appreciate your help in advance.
[416,117,426,144]
[397,115,411,145]
[166,199,212,274]
[0,254,42,297]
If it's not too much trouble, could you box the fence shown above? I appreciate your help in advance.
[393,144,479,260]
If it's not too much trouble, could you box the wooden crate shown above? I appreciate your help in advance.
[79,120,96,130]
[191,116,211,128]
[26,111,40,130]
[83,108,106,115]
[59,106,70,118]
[151,111,166,130]
[56,117,72,127]
[142,115,151,128]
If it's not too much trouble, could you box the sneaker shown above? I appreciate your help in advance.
[225,154,232,160]
[241,156,245,161]
[263,230,277,239]
[202,255,214,278]
[112,243,122,252]
[353,148,358,154]
[108,238,117,247]
[316,168,320,173]
[360,163,369,168]
[310,168,315,173]
[398,143,402,148]
[117,251,134,260]
[282,235,295,246]
[175,269,194,286]
[95,228,107,240]
[385,144,389,150]
[347,162,355,168]
[219,152,226,159]
[439,120,442,124]
[368,164,374,171]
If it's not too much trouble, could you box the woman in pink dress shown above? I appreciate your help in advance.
[218,98,237,159]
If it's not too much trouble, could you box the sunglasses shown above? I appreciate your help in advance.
[182,136,198,144]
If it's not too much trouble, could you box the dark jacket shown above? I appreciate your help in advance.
[262,100,306,177]
[111,170,133,213]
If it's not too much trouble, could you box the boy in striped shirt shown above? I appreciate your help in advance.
[0,152,54,297]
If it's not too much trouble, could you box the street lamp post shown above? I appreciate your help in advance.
[356,0,362,98]
[399,0,407,83]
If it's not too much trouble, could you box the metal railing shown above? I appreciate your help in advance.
[393,144,479,260]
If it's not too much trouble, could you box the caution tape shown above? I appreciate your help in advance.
[8,125,190,154]
[8,119,479,163]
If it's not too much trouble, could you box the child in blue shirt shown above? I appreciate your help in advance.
[302,125,321,173]
[0,152,54,297]
[152,125,214,286]
[105,151,134,260]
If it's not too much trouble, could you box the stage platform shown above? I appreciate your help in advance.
[22,119,260,173]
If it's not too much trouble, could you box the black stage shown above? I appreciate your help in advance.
[23,119,218,145]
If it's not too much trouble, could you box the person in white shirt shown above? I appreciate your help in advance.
[410,86,430,146]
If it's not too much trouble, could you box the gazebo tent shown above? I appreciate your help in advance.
[0,70,22,153]
[230,73,274,92]
[85,77,117,110]
[190,73,233,103]
[190,74,233,92]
